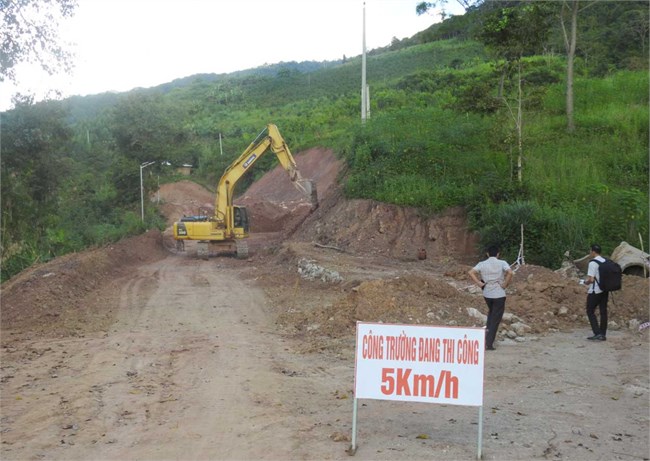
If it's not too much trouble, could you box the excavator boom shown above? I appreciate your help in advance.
[214,124,317,230]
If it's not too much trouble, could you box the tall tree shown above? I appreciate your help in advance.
[475,2,553,182]
[1,99,72,276]
[0,0,77,91]
[559,0,598,133]
[561,0,579,133]
[416,0,483,16]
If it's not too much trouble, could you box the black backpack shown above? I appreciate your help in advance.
[592,258,623,292]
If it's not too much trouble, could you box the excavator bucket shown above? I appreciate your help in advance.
[295,178,319,211]
[306,180,318,211]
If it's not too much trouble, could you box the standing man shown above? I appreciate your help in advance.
[469,245,514,351]
[585,244,608,341]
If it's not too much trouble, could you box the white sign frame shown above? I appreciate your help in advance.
[350,322,486,459]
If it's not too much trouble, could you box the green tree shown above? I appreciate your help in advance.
[1,99,72,278]
[475,2,553,182]
[417,0,483,16]
[476,2,554,92]
[0,0,77,83]
[109,92,192,165]
[559,0,600,133]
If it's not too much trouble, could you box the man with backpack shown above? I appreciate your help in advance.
[584,244,622,341]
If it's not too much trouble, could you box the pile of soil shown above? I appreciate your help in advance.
[504,265,648,332]
[268,249,648,349]
[1,230,167,337]
[157,180,214,225]
[239,148,343,234]
[294,197,479,262]
[241,147,342,204]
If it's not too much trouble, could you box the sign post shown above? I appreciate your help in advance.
[351,322,486,459]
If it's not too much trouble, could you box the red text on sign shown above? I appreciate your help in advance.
[362,330,384,359]
[380,368,459,399]
[417,337,441,362]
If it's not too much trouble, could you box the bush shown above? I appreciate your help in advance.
[1,242,39,282]
[471,201,595,268]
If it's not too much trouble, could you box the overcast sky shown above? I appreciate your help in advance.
[1,0,463,111]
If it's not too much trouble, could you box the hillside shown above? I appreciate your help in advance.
[1,1,648,280]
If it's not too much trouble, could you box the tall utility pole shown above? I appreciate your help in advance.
[140,161,155,222]
[361,2,369,124]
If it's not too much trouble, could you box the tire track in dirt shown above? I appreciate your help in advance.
[1,255,326,460]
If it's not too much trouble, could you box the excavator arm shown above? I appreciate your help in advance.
[214,124,317,232]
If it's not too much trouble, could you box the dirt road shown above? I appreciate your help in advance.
[1,255,341,460]
[2,250,648,461]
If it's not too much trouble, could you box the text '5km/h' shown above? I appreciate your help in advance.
[380,368,458,399]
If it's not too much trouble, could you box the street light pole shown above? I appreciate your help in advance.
[361,2,369,124]
[140,161,155,222]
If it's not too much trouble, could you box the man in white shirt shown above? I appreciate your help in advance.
[585,244,608,341]
[469,245,514,351]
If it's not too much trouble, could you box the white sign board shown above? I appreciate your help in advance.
[354,322,485,406]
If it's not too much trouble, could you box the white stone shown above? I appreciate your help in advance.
[505,330,518,339]
[608,321,620,331]
[502,312,523,323]
[466,307,487,323]
[511,322,532,336]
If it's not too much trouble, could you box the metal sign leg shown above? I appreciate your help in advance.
[348,397,358,456]
[477,405,483,459]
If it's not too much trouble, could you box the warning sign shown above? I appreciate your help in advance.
[354,322,485,406]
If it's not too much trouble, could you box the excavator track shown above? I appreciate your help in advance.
[235,240,249,259]
[197,241,209,260]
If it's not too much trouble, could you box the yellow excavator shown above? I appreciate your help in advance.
[173,124,318,258]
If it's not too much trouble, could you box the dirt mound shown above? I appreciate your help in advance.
[294,195,479,262]
[157,180,215,225]
[240,201,315,234]
[292,275,477,340]
[241,147,342,204]
[503,265,648,332]
[239,148,343,234]
[271,249,648,347]
[1,230,167,337]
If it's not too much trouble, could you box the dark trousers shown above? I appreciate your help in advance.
[586,292,609,336]
[484,297,506,348]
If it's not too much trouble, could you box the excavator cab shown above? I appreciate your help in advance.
[233,206,249,233]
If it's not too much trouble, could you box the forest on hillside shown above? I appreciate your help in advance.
[1,0,648,280]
